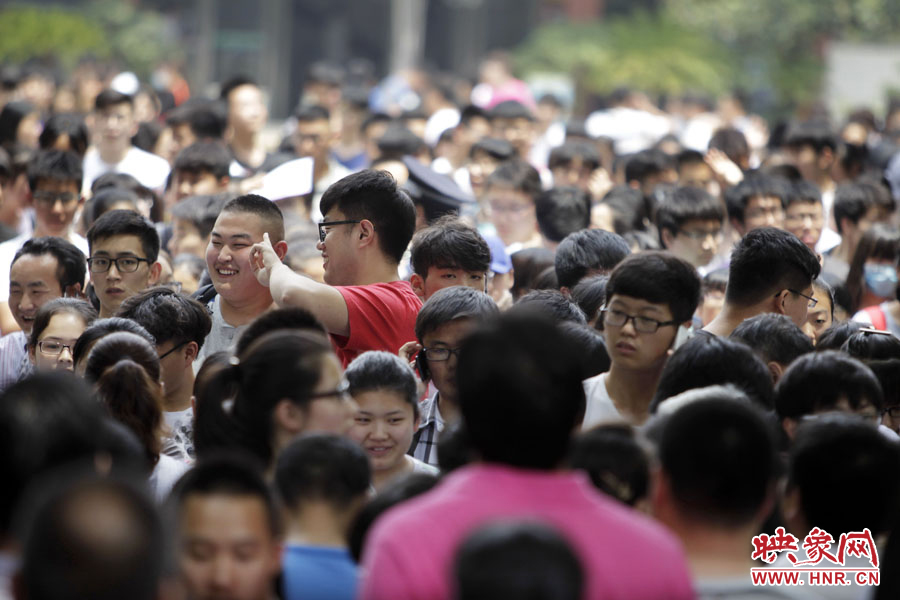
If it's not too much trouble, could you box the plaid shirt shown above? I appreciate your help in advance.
[411,391,444,467]
[0,331,28,393]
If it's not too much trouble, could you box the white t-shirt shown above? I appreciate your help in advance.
[149,454,190,503]
[0,232,89,300]
[162,406,195,463]
[581,373,626,430]
[82,146,170,194]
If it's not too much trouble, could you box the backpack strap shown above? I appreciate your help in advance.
[863,305,888,331]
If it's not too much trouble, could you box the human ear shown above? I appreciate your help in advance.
[409,273,425,299]
[148,262,162,285]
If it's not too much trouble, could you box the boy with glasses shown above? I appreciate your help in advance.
[583,251,700,428]
[655,186,725,273]
[86,209,162,318]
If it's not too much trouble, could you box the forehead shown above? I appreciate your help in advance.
[98,102,133,114]
[91,234,146,256]
[485,186,532,204]
[353,388,413,411]
[423,316,476,343]
[296,119,330,134]
[181,494,272,535]
[34,179,79,194]
[607,294,673,316]
[213,210,267,238]
[230,85,263,104]
[786,200,822,214]
[747,195,782,208]
[11,252,60,280]
[680,218,722,231]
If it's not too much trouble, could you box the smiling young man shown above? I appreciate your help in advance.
[195,194,287,370]
[0,237,85,390]
[583,251,701,428]
[250,169,420,367]
[86,209,162,318]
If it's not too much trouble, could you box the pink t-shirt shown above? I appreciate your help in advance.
[360,463,694,600]
[332,280,421,367]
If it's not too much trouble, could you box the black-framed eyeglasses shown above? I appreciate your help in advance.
[159,340,189,360]
[600,308,680,334]
[787,289,818,309]
[317,220,361,243]
[33,191,79,207]
[307,379,351,400]
[882,406,900,419]
[38,340,75,355]
[87,256,152,273]
[422,347,462,362]
[678,228,723,242]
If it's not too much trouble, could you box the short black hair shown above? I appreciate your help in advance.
[116,287,212,348]
[409,216,491,276]
[87,209,160,263]
[788,416,900,536]
[535,187,591,244]
[319,170,416,264]
[174,141,232,180]
[605,251,701,323]
[730,314,814,367]
[832,182,883,235]
[170,193,229,239]
[658,398,777,527]
[652,335,774,412]
[12,236,86,291]
[94,88,133,111]
[295,104,330,122]
[274,434,370,510]
[783,120,838,153]
[345,351,419,419]
[655,186,724,246]
[557,321,610,378]
[814,320,863,352]
[548,141,601,171]
[554,229,630,290]
[27,149,83,192]
[774,351,884,419]
[457,314,586,469]
[220,75,258,101]
[235,307,328,356]
[568,424,648,507]
[624,149,671,184]
[484,159,542,202]
[454,521,583,600]
[488,100,535,122]
[415,285,498,341]
[511,289,587,325]
[221,194,285,243]
[725,227,820,306]
[841,329,900,361]
[86,188,140,228]
[785,179,822,209]
[169,454,280,536]
[708,127,750,166]
[596,185,647,235]
[72,317,155,369]
[570,274,608,324]
[28,298,98,350]
[39,113,89,157]
[724,173,789,225]
[469,137,515,162]
[164,99,227,139]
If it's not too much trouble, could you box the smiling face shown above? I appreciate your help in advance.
[30,311,88,372]
[32,179,82,238]
[89,234,159,318]
[207,211,269,305]
[316,208,361,287]
[348,388,418,478]
[9,253,64,334]
[603,294,680,372]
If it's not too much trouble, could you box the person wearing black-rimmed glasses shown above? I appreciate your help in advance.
[583,251,700,428]
[86,209,161,318]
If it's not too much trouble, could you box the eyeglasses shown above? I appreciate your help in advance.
[38,340,75,355]
[787,289,818,309]
[33,191,79,207]
[87,256,151,273]
[307,379,351,400]
[489,202,532,215]
[600,308,680,334]
[317,220,361,243]
[882,407,900,419]
[422,347,462,362]
[678,228,723,242]
[159,340,189,360]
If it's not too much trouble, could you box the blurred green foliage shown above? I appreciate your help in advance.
[0,1,177,78]
[513,12,738,109]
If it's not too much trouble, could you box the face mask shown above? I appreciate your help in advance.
[864,263,898,298]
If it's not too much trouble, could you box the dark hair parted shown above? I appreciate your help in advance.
[511,290,587,325]
[725,227,820,306]
[174,141,232,179]
[655,186,724,245]
[652,335,774,412]
[555,229,630,290]
[535,187,591,244]
[457,314,586,469]
[410,216,491,276]
[193,330,336,468]
[87,209,160,263]
[415,285,499,342]
[72,317,155,369]
[170,193,230,239]
[319,170,415,264]
[275,434,370,511]
[724,173,789,224]
[94,89,133,111]
[26,149,83,192]
[116,286,212,348]
[658,398,777,527]
[485,159,542,202]
[775,351,883,419]
[39,113,89,157]
[29,298,98,350]
[605,251,701,323]
[345,351,419,420]
[12,236,86,291]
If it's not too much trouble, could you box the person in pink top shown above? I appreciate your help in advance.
[359,313,694,600]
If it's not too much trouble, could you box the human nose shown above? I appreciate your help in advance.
[106,261,121,279]
[210,555,234,589]
[58,345,74,367]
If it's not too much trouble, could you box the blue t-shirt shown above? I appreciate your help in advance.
[282,545,358,600]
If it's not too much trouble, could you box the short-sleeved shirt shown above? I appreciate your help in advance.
[331,280,421,367]
[282,545,358,600]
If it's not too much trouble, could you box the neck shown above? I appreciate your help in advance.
[99,303,117,319]
[163,371,195,413]
[219,291,275,326]
[284,502,353,549]
[831,239,856,264]
[372,455,414,491]
[704,304,757,337]
[98,143,129,165]
[436,392,460,423]
[230,131,265,166]
[33,223,70,239]
[352,258,400,286]
[313,156,331,182]
[667,518,759,578]
[605,366,663,425]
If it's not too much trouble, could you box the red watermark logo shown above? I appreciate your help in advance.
[750,527,880,587]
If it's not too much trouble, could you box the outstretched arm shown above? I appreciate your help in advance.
[251,233,350,336]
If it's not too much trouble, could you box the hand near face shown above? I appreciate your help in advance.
[250,232,282,287]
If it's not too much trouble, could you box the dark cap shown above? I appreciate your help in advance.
[402,156,476,223]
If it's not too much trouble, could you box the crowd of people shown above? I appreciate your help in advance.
[1,51,900,600]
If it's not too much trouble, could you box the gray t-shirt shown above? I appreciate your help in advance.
[194,295,247,374]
